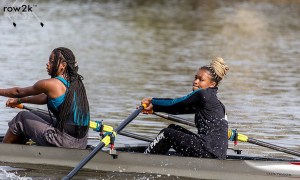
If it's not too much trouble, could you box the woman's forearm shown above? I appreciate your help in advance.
[0,87,23,98]
[18,94,47,105]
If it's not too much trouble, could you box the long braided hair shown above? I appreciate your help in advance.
[50,47,90,136]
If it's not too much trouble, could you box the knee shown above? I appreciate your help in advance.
[167,124,184,131]
[11,111,31,123]
[167,124,177,129]
[160,127,176,138]
[159,127,173,134]
[17,111,31,119]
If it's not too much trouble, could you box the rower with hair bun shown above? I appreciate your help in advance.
[141,57,229,159]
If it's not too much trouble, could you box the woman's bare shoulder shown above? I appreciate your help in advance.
[33,78,61,90]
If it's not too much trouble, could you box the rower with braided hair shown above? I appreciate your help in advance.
[141,57,229,159]
[0,47,90,149]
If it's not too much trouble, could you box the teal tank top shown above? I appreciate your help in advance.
[47,76,70,110]
[47,76,89,138]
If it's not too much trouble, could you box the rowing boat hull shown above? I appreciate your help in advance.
[0,143,299,179]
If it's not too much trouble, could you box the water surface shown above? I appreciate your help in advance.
[0,0,299,179]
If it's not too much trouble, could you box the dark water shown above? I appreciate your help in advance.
[0,0,300,179]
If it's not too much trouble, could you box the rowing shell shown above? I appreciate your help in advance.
[0,143,299,179]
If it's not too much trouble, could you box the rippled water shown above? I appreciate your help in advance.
[0,0,300,179]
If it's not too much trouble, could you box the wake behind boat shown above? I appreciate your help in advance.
[0,142,299,180]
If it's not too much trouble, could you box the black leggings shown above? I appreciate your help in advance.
[144,124,216,158]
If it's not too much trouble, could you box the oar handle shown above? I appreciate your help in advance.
[15,104,24,109]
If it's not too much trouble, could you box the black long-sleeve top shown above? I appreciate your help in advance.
[152,87,228,159]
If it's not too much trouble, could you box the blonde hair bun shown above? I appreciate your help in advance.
[210,57,229,80]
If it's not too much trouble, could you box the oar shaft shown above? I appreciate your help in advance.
[153,112,300,157]
[120,131,152,142]
[16,104,48,114]
[63,106,144,179]
[248,138,300,157]
[153,112,195,127]
[115,106,144,132]
[16,105,152,142]
[63,142,105,180]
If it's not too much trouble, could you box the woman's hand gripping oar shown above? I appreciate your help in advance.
[63,104,146,179]
[154,112,300,157]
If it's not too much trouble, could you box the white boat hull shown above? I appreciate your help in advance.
[0,143,299,179]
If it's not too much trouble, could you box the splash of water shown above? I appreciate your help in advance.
[0,167,32,180]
